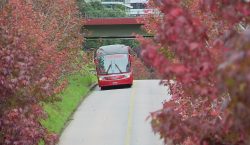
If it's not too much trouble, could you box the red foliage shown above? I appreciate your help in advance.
[0,105,57,145]
[131,55,151,79]
[0,0,83,144]
[139,0,250,144]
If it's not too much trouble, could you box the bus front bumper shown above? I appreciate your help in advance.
[98,75,133,87]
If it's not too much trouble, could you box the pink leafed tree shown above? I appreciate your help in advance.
[139,0,250,144]
[0,0,83,144]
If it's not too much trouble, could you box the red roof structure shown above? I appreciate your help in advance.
[85,17,144,26]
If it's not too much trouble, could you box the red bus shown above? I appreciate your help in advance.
[94,44,133,90]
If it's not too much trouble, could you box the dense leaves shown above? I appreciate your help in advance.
[84,39,139,50]
[0,0,83,144]
[131,55,151,79]
[139,0,250,144]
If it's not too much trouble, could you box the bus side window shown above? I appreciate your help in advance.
[127,55,132,72]
[126,63,130,72]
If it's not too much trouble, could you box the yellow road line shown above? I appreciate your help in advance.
[125,82,137,145]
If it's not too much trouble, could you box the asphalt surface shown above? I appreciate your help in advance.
[58,80,171,145]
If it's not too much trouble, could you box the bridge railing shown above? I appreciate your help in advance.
[83,8,157,19]
[83,13,145,19]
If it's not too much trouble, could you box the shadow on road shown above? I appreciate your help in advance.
[100,84,132,91]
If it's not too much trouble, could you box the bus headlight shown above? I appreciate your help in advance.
[124,73,131,78]
[98,76,105,80]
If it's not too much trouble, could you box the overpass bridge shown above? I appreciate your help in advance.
[84,17,152,39]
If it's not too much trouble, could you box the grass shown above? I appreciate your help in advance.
[40,70,96,134]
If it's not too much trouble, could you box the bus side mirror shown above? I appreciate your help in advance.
[129,54,132,62]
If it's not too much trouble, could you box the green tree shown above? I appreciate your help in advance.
[77,0,127,18]
[84,39,139,50]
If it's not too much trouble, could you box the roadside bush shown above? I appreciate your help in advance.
[0,0,83,144]
[131,56,151,80]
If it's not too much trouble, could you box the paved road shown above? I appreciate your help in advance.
[58,80,171,145]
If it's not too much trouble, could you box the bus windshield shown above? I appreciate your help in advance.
[97,54,130,75]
